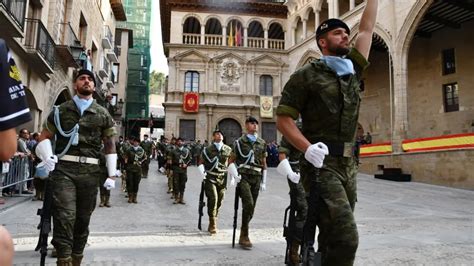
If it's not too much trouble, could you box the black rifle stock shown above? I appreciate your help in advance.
[301,168,322,266]
[35,179,53,266]
[232,186,240,248]
[198,180,205,230]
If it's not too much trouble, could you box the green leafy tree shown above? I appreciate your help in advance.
[149,70,166,95]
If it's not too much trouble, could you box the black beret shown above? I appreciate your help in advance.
[213,129,224,136]
[245,116,259,124]
[316,19,350,40]
[75,69,96,84]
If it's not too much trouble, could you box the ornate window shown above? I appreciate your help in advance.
[443,83,459,112]
[185,71,199,92]
[259,75,273,96]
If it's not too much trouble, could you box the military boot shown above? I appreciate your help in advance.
[71,253,83,266]
[178,193,186,204]
[132,193,138,203]
[57,257,73,266]
[128,193,133,203]
[99,195,105,207]
[289,240,301,265]
[238,227,253,249]
[208,217,217,234]
[104,195,111,207]
[173,193,180,204]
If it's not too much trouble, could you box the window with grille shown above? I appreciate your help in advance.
[443,83,459,112]
[259,75,273,96]
[185,71,199,92]
[442,48,455,75]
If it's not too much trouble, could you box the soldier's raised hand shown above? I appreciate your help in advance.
[304,142,329,168]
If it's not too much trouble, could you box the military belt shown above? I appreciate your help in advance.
[60,155,99,165]
[325,142,356,157]
[206,171,225,177]
[239,165,262,173]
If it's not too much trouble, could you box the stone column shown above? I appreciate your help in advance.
[315,9,320,28]
[333,0,339,18]
[222,26,227,46]
[328,0,334,18]
[391,52,409,154]
[244,27,248,47]
[302,19,307,40]
[264,29,268,49]
[292,26,296,46]
[201,24,205,45]
[350,0,355,10]
[207,105,214,140]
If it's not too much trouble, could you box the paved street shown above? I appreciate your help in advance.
[2,161,473,265]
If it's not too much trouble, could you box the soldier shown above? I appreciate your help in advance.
[227,116,267,250]
[193,140,203,166]
[276,1,378,265]
[124,136,146,203]
[197,129,232,234]
[165,137,177,195]
[120,137,131,193]
[168,137,192,204]
[98,147,112,208]
[140,134,154,178]
[277,122,307,264]
[35,69,118,265]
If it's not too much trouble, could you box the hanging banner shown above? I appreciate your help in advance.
[183,92,199,113]
[260,96,273,118]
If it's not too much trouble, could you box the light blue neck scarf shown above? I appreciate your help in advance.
[321,55,355,76]
[73,95,93,116]
[214,141,223,151]
[247,134,257,143]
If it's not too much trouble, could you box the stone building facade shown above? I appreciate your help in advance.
[1,0,127,134]
[160,0,473,188]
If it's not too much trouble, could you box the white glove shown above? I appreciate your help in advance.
[304,142,329,168]
[260,170,267,191]
[197,164,207,180]
[114,169,122,177]
[277,159,300,184]
[227,163,241,186]
[103,178,116,190]
[35,139,58,172]
[105,154,118,177]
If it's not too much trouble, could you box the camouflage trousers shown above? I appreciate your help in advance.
[302,157,358,266]
[204,176,226,218]
[287,178,308,243]
[141,159,150,177]
[173,170,187,193]
[50,162,99,258]
[238,174,261,229]
[126,169,142,193]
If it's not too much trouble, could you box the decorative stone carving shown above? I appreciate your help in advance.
[219,60,241,92]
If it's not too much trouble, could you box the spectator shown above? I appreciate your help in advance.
[365,132,372,144]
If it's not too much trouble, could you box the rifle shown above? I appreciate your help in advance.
[301,168,322,266]
[232,186,240,248]
[198,180,205,230]
[35,179,53,266]
[283,204,297,265]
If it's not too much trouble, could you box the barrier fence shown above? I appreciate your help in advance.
[1,155,34,194]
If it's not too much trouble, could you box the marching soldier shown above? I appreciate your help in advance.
[227,116,267,250]
[124,136,146,203]
[166,137,177,195]
[168,137,192,204]
[35,69,119,265]
[197,129,232,234]
[140,134,154,178]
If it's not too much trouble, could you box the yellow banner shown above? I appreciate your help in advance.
[402,133,474,152]
[260,96,273,118]
[360,143,392,156]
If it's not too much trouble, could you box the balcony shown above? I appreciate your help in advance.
[0,0,27,38]
[102,25,113,49]
[268,38,285,50]
[98,56,109,78]
[105,80,114,89]
[204,34,222,46]
[23,18,55,75]
[56,22,83,68]
[106,49,118,63]
[183,33,200,45]
[248,37,264,49]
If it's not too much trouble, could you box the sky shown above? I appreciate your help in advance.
[150,0,169,75]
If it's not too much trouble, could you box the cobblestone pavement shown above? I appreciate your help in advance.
[2,161,473,265]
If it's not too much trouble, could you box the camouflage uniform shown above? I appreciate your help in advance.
[201,143,232,219]
[165,144,176,193]
[169,146,192,203]
[98,151,111,207]
[232,135,267,234]
[277,48,369,266]
[45,100,116,260]
[279,136,307,243]
[124,146,146,203]
[140,139,154,178]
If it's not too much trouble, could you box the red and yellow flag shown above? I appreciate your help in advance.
[183,92,199,113]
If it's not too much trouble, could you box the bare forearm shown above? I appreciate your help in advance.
[103,136,117,154]
[0,129,17,160]
[276,115,311,153]
[355,0,378,59]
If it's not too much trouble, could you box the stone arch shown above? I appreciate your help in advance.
[296,49,321,69]
[349,23,393,53]
[54,86,73,105]
[181,13,203,26]
[203,14,223,26]
[267,19,286,33]
[302,5,315,20]
[246,17,266,30]
[225,16,245,27]
[216,117,243,145]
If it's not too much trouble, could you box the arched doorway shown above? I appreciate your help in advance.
[218,118,242,146]
[55,89,71,105]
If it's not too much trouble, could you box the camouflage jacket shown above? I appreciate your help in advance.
[169,147,192,173]
[125,146,146,172]
[201,143,232,181]
[140,140,154,155]
[232,135,267,176]
[276,48,369,144]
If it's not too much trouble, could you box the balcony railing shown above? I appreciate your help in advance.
[268,38,285,50]
[248,37,264,49]
[58,22,80,47]
[204,34,222,46]
[98,56,109,78]
[23,18,55,69]
[102,25,113,49]
[0,0,27,30]
[183,33,201,45]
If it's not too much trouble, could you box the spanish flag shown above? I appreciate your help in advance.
[228,22,234,47]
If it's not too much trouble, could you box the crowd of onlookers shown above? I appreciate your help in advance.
[0,129,42,205]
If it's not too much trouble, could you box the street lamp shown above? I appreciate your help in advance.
[70,46,86,68]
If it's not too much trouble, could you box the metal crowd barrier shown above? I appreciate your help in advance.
[1,156,33,194]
